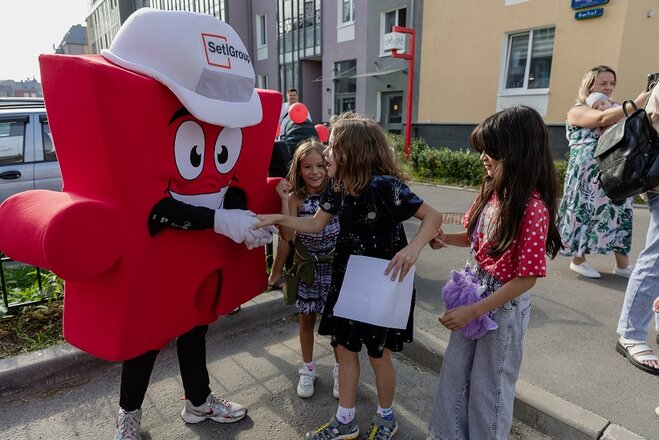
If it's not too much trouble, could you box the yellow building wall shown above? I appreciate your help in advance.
[418,0,659,125]
[616,0,659,102]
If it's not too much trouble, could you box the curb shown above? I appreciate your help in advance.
[0,292,648,440]
[405,328,647,440]
[0,290,292,399]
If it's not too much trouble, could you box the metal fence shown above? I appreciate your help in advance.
[0,253,61,313]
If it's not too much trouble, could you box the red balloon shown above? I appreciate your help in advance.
[288,102,308,124]
[315,124,330,143]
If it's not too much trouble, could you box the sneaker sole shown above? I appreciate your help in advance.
[569,267,601,278]
[180,408,247,424]
[297,385,314,398]
[333,388,340,399]
[366,424,399,439]
[334,430,360,439]
[304,424,359,439]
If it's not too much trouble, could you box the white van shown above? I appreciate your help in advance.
[0,98,61,203]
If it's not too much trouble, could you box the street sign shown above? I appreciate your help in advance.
[575,8,604,19]
[571,0,608,10]
[383,32,406,53]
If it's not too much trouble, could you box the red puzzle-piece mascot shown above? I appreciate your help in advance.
[0,9,281,363]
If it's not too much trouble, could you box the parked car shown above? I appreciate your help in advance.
[0,98,61,203]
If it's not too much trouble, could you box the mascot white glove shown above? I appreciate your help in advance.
[213,209,276,249]
[244,225,277,250]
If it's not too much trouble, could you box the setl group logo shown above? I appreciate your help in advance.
[202,33,252,70]
[203,33,231,69]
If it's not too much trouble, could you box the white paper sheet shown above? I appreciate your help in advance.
[333,255,415,329]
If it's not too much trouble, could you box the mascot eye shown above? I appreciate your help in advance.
[174,120,205,180]
[214,127,242,174]
[190,146,202,167]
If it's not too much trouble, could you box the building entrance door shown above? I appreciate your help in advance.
[381,92,403,134]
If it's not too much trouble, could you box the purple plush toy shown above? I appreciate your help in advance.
[441,265,498,340]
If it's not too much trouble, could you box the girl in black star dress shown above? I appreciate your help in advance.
[256,113,442,439]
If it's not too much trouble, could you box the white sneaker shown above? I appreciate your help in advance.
[115,408,142,440]
[180,393,247,424]
[613,265,634,278]
[297,367,316,398]
[332,364,340,399]
[569,261,601,278]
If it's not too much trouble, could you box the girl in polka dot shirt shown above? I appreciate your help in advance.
[427,106,563,440]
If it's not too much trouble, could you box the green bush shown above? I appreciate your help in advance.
[2,263,63,315]
[389,133,568,189]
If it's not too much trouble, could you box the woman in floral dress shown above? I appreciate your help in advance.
[558,65,650,279]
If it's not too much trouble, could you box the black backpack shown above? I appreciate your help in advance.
[593,100,659,200]
[284,120,318,155]
[269,141,291,178]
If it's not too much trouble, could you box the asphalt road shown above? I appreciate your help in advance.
[1,183,656,439]
[0,312,549,439]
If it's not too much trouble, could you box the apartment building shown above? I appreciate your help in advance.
[83,0,422,130]
[55,25,89,55]
[417,0,659,154]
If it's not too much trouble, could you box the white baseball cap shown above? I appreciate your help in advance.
[102,8,261,128]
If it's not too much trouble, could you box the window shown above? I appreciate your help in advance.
[257,74,269,89]
[380,7,407,55]
[0,119,26,164]
[504,27,555,90]
[256,14,267,47]
[337,0,355,42]
[340,0,354,24]
[334,60,357,114]
[41,118,56,162]
[384,7,406,33]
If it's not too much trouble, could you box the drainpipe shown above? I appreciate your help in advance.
[410,0,414,28]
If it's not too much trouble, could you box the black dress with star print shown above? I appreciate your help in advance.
[317,175,423,358]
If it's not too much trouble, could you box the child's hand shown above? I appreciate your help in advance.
[653,297,659,313]
[439,305,479,331]
[429,227,447,249]
[254,214,281,229]
[275,180,292,201]
[385,245,418,282]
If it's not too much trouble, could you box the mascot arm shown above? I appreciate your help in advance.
[148,197,273,249]
[0,190,121,280]
[148,197,214,236]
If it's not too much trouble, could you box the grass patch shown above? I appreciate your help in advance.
[0,301,64,359]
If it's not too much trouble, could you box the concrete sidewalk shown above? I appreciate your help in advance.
[1,183,658,439]
[0,299,551,439]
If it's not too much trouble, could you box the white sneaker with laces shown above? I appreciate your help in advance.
[180,393,247,424]
[613,265,634,278]
[297,367,316,398]
[569,261,601,278]
[332,364,339,399]
[115,408,142,440]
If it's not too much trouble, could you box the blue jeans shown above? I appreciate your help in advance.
[617,192,659,340]
[429,270,532,440]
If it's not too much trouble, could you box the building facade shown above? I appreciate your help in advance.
[417,0,659,155]
[55,25,89,55]
[0,80,42,98]
[83,0,423,129]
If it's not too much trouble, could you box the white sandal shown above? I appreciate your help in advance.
[616,337,659,375]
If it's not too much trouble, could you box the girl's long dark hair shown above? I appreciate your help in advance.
[466,106,562,258]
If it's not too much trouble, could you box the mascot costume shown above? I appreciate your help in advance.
[0,9,282,436]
